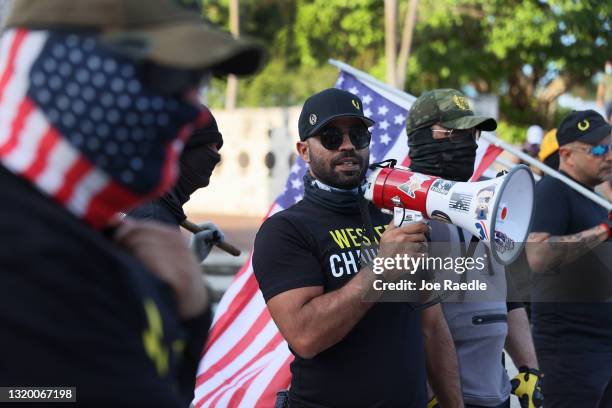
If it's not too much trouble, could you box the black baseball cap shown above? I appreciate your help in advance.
[557,110,611,146]
[298,88,375,141]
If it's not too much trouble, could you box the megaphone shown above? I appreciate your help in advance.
[364,161,535,265]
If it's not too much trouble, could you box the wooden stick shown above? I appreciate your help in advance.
[180,219,241,257]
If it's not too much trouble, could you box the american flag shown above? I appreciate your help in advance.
[193,70,503,407]
[0,29,205,229]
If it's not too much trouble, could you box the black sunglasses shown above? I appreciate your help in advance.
[317,126,371,150]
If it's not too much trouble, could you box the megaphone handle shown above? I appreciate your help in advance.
[393,207,425,227]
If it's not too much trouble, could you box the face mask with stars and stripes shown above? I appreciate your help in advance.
[0,29,210,229]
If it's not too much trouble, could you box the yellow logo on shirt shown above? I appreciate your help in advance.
[142,299,169,376]
[329,225,387,249]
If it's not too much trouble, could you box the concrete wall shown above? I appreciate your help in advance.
[0,0,12,28]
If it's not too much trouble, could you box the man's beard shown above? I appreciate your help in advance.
[309,151,369,189]
[595,168,612,185]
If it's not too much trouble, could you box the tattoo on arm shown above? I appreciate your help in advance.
[542,226,607,271]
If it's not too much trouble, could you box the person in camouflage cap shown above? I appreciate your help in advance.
[407,89,543,408]
[406,89,496,134]
[406,89,496,181]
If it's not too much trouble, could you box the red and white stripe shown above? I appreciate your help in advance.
[194,205,292,407]
[0,30,46,150]
[0,29,205,228]
[0,30,110,224]
[472,139,504,181]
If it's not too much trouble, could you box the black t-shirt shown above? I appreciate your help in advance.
[530,173,612,353]
[253,197,426,408]
[0,165,210,407]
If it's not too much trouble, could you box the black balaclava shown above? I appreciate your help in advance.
[178,110,223,195]
[408,127,477,182]
[160,110,223,218]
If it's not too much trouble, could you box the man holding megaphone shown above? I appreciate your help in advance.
[403,89,542,408]
[253,88,463,407]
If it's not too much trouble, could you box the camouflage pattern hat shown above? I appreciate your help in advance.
[406,89,497,135]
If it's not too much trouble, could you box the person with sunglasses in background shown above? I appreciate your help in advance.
[253,88,462,407]
[406,89,542,408]
[526,110,612,407]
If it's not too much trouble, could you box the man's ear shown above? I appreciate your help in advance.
[297,141,310,163]
[558,145,576,167]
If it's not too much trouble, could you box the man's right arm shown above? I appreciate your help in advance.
[526,178,610,273]
[257,220,428,359]
[526,225,609,273]
[266,269,376,359]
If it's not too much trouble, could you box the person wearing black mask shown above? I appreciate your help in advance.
[252,88,463,408]
[406,89,495,181]
[407,89,542,408]
[129,105,225,261]
[0,0,265,406]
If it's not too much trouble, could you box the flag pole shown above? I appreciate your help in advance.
[494,157,542,181]
[481,132,611,211]
[328,59,416,105]
[329,59,611,211]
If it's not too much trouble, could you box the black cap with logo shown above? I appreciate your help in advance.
[298,88,375,141]
[557,110,611,146]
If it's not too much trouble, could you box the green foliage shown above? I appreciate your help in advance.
[241,62,339,107]
[202,0,611,128]
[405,0,611,129]
[294,0,385,69]
[495,121,528,144]
[206,60,339,108]
[551,105,573,129]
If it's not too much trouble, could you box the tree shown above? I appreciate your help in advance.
[225,0,240,110]
[405,0,611,127]
[202,0,611,135]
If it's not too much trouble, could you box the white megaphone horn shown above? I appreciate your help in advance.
[364,161,535,265]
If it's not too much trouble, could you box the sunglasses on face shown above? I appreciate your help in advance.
[431,128,481,143]
[568,142,612,157]
[317,126,371,150]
